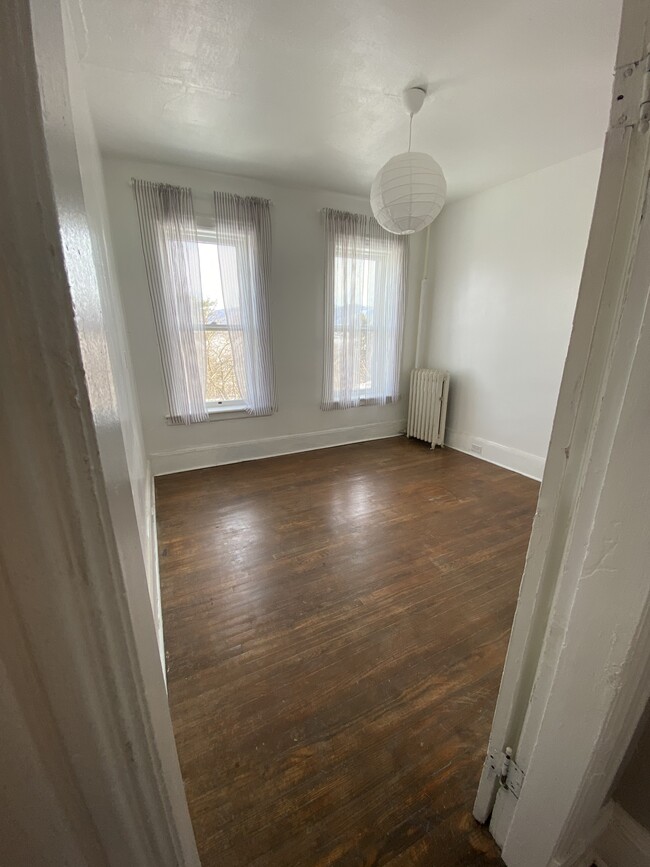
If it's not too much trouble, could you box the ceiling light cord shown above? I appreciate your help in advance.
[370,85,446,236]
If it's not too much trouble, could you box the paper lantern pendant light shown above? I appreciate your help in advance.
[371,86,447,235]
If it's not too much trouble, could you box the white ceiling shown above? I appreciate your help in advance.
[73,0,622,200]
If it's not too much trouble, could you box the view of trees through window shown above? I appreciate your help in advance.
[198,243,378,405]
[332,313,371,394]
[198,241,243,404]
[333,254,376,398]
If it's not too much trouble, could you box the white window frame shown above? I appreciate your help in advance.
[196,227,247,415]
[330,239,399,407]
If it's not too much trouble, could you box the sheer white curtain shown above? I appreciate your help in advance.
[213,192,276,417]
[322,208,408,411]
[133,179,208,424]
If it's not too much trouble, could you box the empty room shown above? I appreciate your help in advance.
[5,1,650,866]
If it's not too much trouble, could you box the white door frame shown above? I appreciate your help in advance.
[1,1,200,864]
[475,2,650,864]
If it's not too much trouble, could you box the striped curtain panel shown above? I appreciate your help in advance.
[133,179,208,424]
[322,208,408,411]
[213,193,276,416]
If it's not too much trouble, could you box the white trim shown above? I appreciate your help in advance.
[166,407,250,423]
[206,409,250,419]
[475,0,650,836]
[150,419,406,475]
[0,1,199,862]
[475,5,650,865]
[495,65,650,867]
[142,462,164,681]
[445,428,545,481]
[206,401,247,413]
[594,803,650,867]
[548,802,615,867]
[148,468,165,684]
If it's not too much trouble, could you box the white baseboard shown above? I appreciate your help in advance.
[445,428,545,481]
[549,802,615,867]
[150,419,407,476]
[593,802,650,867]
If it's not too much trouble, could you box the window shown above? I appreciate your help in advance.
[333,251,378,402]
[197,236,244,410]
[209,192,276,418]
[133,182,274,423]
[322,209,408,410]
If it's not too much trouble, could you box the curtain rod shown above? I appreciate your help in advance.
[319,207,374,217]
[129,178,272,204]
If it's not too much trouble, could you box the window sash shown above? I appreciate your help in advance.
[332,249,385,401]
[197,235,244,407]
[200,322,244,407]
[322,208,407,411]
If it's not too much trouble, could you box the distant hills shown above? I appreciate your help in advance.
[204,304,375,328]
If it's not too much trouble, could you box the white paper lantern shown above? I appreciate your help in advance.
[371,151,447,235]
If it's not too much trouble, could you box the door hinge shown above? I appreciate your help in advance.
[486,747,525,799]
[610,54,650,132]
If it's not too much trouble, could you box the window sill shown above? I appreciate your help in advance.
[324,396,400,410]
[165,406,250,425]
[207,406,249,420]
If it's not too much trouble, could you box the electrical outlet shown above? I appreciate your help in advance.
[470,442,483,455]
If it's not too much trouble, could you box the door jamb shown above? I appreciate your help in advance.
[474,2,650,863]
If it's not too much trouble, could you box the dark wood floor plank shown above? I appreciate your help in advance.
[156,437,539,866]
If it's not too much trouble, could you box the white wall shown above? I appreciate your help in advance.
[56,7,161,650]
[423,149,602,479]
[102,157,424,475]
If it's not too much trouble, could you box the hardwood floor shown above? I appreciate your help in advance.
[156,437,539,866]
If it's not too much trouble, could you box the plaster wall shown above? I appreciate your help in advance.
[422,149,603,479]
